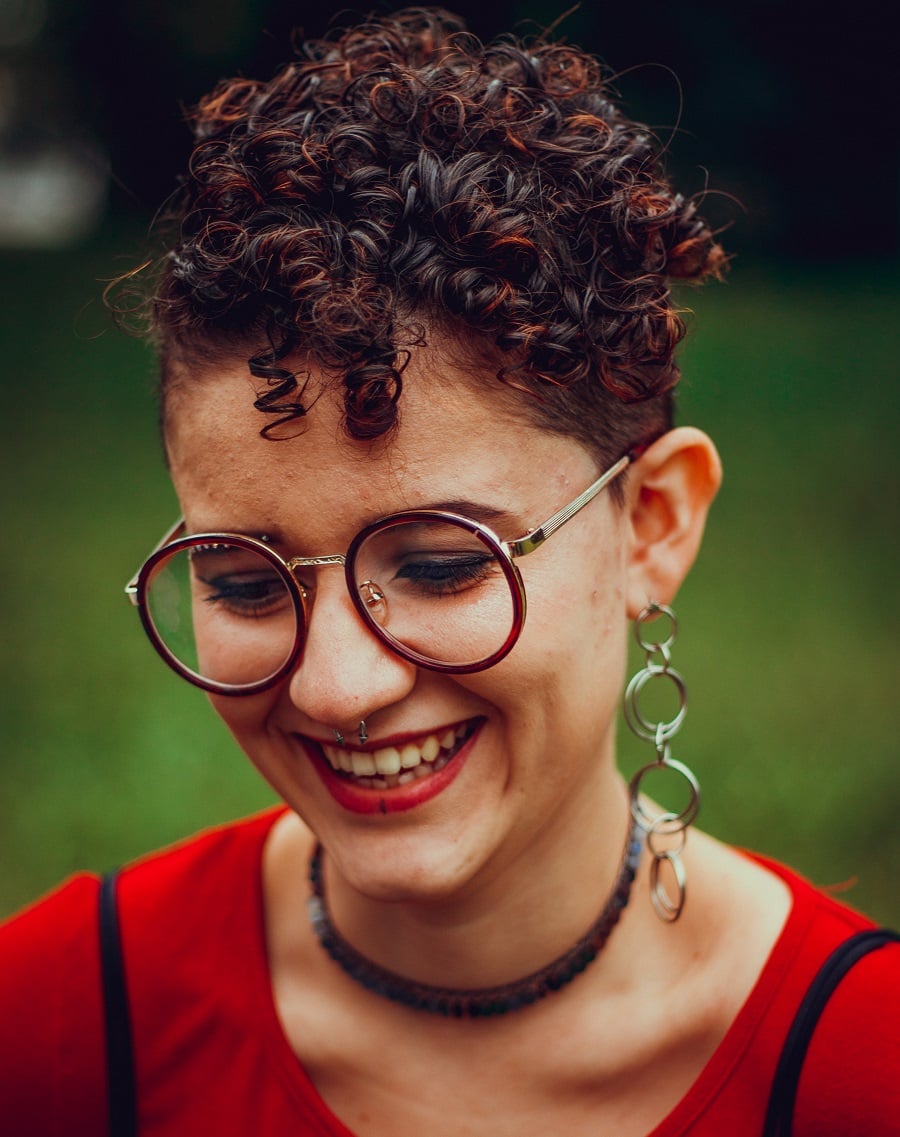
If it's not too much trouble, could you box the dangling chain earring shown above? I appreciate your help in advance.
[624,602,700,923]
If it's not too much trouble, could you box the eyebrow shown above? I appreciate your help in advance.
[189,500,522,550]
[190,530,280,547]
[414,500,512,525]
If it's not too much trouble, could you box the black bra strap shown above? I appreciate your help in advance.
[99,872,137,1137]
[762,928,899,1137]
[96,868,895,1137]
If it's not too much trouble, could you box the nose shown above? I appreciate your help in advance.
[286,569,417,727]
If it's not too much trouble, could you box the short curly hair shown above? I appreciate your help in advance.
[138,7,725,467]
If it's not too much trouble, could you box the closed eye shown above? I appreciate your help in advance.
[392,553,499,597]
[198,573,290,616]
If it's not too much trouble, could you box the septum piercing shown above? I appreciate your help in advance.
[333,722,367,747]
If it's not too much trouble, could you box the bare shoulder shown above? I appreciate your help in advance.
[663,836,900,1134]
[626,829,794,1032]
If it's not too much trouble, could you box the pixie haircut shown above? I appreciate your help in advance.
[137,7,725,467]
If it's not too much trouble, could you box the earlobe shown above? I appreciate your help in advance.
[625,427,722,617]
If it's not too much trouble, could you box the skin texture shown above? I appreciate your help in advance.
[165,334,791,1135]
[168,340,633,930]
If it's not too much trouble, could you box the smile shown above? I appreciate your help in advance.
[320,721,477,789]
[299,718,483,814]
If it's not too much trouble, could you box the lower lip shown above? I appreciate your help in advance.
[304,724,481,815]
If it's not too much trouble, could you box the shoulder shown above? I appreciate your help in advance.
[0,872,105,1132]
[753,856,900,1135]
[113,807,283,949]
[0,809,284,1132]
[0,869,103,1000]
[794,931,900,1136]
[116,807,283,908]
[114,810,283,1082]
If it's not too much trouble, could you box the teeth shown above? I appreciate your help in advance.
[319,723,475,786]
[351,752,376,777]
[400,742,423,768]
[374,747,401,776]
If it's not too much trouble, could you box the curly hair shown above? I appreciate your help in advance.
[136,7,725,466]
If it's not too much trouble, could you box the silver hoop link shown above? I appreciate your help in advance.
[629,758,700,833]
[624,603,700,924]
[649,851,688,922]
[624,665,687,742]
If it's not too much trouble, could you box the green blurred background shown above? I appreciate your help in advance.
[1,0,897,924]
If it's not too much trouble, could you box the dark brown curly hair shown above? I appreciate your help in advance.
[135,7,725,469]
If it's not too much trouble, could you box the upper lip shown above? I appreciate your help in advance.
[301,718,479,753]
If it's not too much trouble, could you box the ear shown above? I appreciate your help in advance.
[624,427,722,618]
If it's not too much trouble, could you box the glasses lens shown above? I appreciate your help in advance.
[143,541,299,690]
[352,518,519,668]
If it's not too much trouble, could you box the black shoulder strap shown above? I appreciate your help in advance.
[762,927,900,1137]
[99,872,137,1137]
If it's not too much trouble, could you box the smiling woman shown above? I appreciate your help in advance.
[1,8,897,1137]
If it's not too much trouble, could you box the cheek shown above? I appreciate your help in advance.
[459,579,627,722]
[519,532,626,654]
[493,547,628,714]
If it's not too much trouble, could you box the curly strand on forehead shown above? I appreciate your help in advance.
[127,6,726,461]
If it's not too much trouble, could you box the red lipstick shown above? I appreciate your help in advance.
[301,720,482,814]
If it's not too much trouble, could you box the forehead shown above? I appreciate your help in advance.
[165,341,597,531]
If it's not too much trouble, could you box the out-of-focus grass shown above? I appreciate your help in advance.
[1,234,897,925]
[650,263,900,924]
[0,229,279,916]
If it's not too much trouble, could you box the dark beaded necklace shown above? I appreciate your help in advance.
[307,816,643,1017]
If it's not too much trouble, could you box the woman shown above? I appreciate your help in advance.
[1,8,897,1135]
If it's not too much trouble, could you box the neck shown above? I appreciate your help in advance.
[320,773,634,992]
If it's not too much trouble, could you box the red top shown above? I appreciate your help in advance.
[1,809,898,1136]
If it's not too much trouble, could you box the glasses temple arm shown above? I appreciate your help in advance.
[506,451,635,558]
[124,516,186,604]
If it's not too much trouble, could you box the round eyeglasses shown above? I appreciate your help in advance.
[125,452,632,694]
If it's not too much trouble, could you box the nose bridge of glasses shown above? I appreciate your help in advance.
[285,552,388,624]
[285,553,346,574]
[284,551,396,683]
[284,554,347,607]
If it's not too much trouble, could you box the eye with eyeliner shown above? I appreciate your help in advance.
[196,571,289,617]
[391,552,500,597]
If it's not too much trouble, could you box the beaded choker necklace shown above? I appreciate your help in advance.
[307,816,643,1018]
